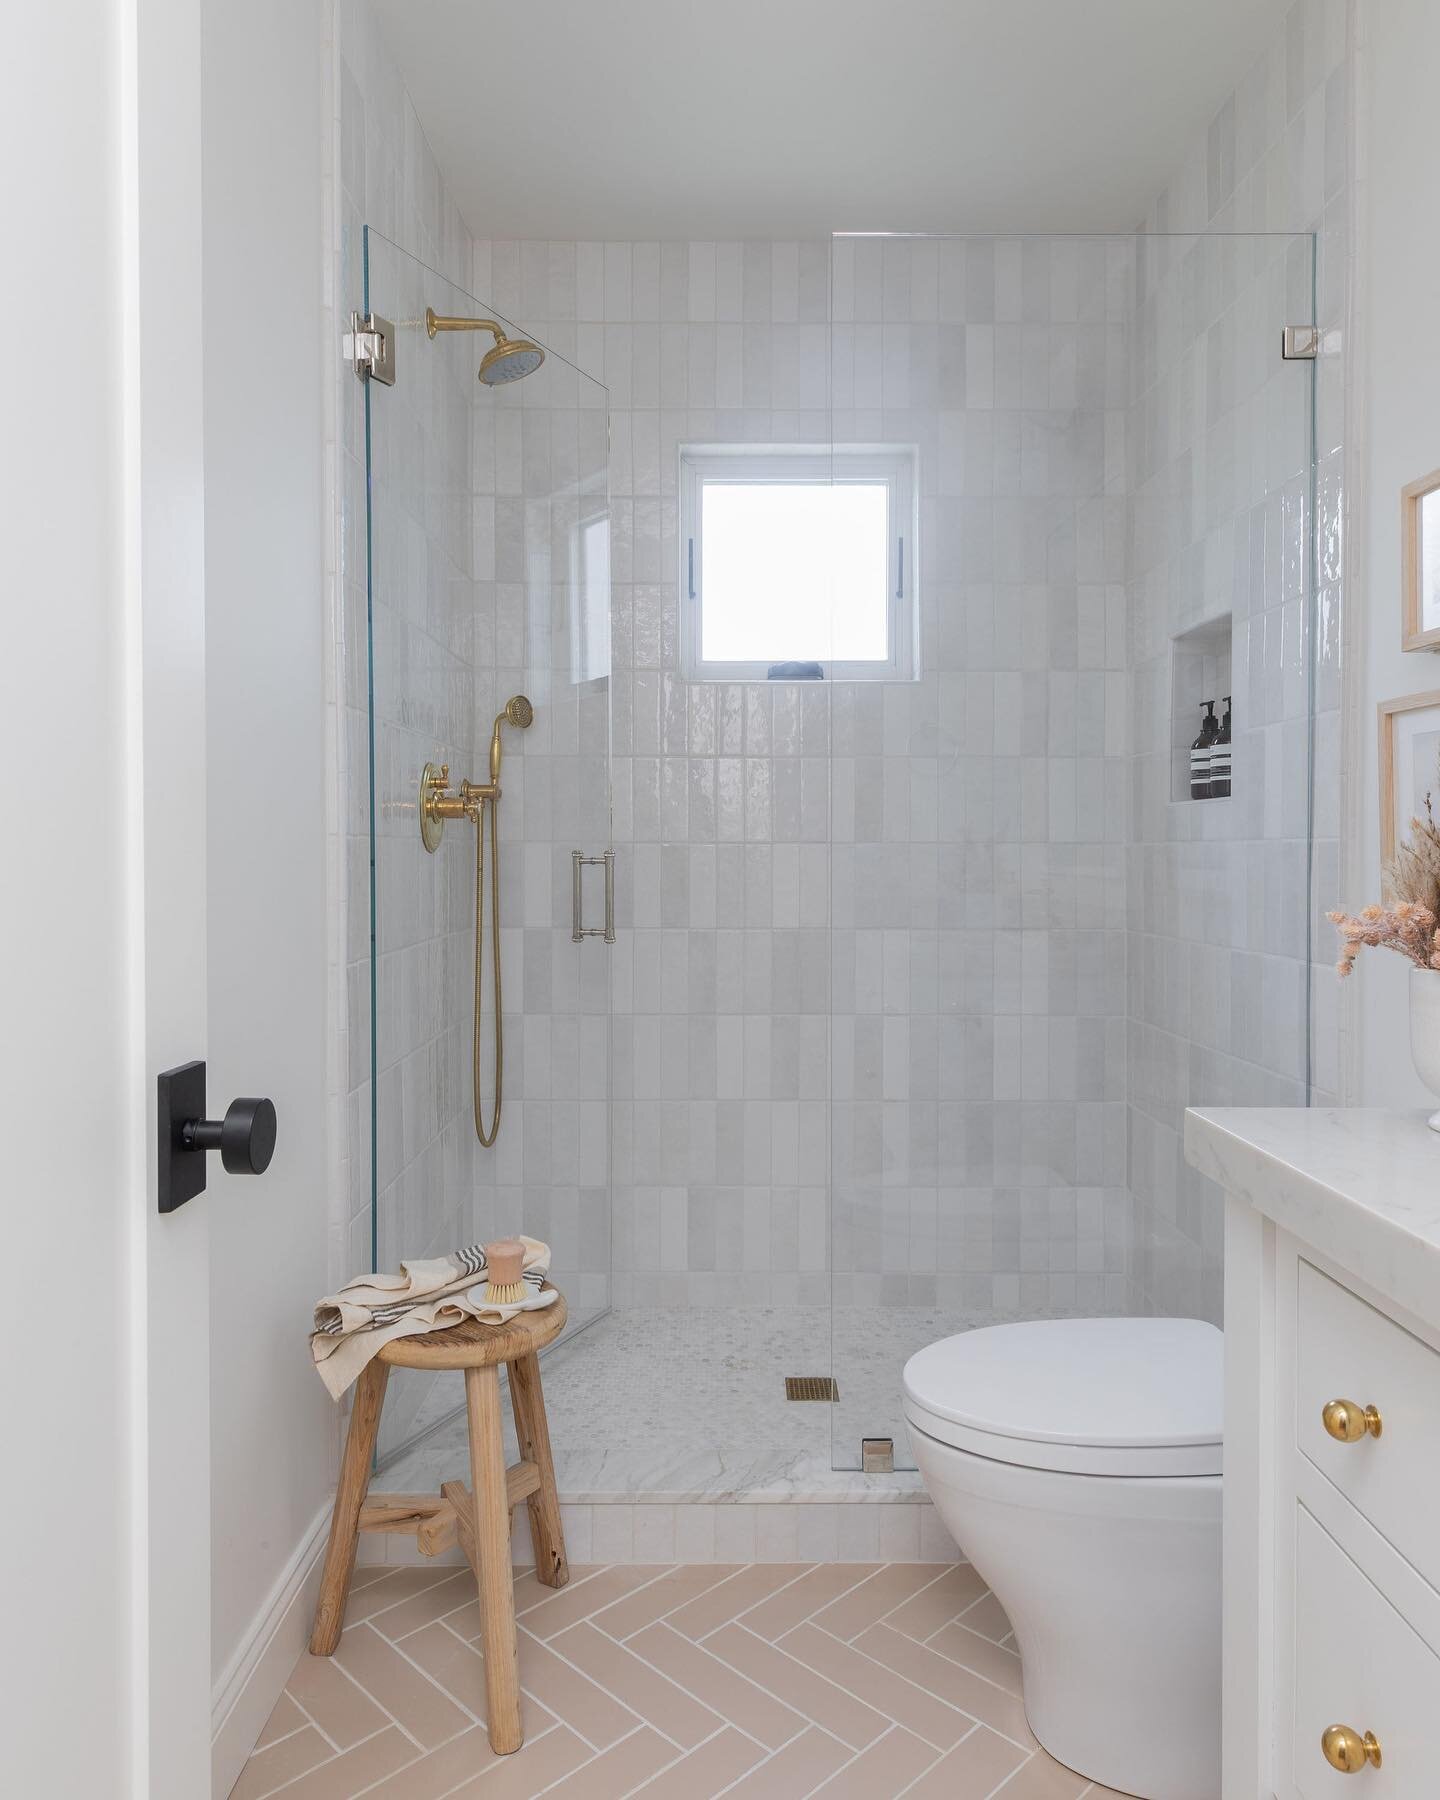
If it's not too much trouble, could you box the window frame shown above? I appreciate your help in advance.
[678,442,918,683]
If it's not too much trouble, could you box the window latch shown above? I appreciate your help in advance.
[897,537,904,601]
[687,537,696,600]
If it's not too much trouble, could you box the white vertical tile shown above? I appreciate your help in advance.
[675,1504,718,1562]
[632,1504,678,1563]
[560,1505,594,1565]
[591,1504,635,1564]
[714,1505,758,1562]
[913,1505,956,1562]
[755,1506,801,1562]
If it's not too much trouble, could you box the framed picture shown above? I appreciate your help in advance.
[1379,690,1440,874]
[1401,466,1440,650]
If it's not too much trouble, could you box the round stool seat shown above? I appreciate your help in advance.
[378,1286,567,1369]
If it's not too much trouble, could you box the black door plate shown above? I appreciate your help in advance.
[157,1059,207,1213]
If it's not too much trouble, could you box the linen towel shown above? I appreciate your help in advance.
[310,1237,550,1400]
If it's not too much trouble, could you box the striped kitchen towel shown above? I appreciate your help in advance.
[310,1237,550,1400]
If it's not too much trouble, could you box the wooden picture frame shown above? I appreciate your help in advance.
[1379,690,1440,875]
[1401,466,1440,651]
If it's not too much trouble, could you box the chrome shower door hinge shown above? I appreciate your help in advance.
[1281,325,1339,361]
[572,848,616,944]
[349,311,396,385]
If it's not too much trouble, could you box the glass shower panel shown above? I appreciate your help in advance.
[361,229,611,1464]
[828,231,1318,1472]
[481,277,613,1344]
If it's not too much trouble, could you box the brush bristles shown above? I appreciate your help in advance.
[484,1279,525,1305]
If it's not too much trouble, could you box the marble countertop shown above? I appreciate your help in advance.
[1185,1107,1440,1325]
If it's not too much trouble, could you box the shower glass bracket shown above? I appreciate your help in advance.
[572,849,616,943]
[349,311,395,385]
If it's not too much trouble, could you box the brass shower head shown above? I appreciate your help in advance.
[425,308,545,385]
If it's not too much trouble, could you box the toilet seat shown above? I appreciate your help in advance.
[903,1317,1223,1478]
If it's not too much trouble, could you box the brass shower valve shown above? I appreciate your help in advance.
[419,762,498,849]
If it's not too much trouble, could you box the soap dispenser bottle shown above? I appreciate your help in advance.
[1210,696,1232,798]
[1190,701,1218,800]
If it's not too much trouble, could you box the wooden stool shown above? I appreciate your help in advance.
[309,1289,569,1754]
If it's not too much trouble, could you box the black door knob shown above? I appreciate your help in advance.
[157,1061,278,1212]
[183,1097,277,1175]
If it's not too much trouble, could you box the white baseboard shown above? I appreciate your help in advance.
[211,1500,332,1799]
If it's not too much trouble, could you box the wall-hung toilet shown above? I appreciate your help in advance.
[903,1318,1221,1800]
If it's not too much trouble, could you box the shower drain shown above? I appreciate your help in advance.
[785,1376,839,1402]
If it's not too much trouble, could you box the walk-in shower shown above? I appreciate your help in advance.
[354,224,1327,1498]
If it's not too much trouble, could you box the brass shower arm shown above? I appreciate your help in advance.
[425,309,508,341]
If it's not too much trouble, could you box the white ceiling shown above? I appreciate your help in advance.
[371,0,1290,242]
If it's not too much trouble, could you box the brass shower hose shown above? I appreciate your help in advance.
[472,793,503,1146]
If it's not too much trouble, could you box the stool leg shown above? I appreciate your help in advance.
[310,1359,389,1655]
[466,1364,523,1755]
[508,1351,568,1590]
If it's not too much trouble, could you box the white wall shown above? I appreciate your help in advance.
[3,7,133,1788]
[1356,0,1440,1104]
[202,0,336,1773]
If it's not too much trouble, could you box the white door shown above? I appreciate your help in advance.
[6,3,212,1794]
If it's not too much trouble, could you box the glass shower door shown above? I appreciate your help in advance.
[359,229,611,1463]
[482,266,614,1345]
[828,230,1321,1471]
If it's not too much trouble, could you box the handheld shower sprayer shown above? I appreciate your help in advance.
[489,693,534,783]
[416,694,534,1146]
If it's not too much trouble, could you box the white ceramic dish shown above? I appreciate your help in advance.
[463,1282,558,1314]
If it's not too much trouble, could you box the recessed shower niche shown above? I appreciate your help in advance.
[1170,614,1232,802]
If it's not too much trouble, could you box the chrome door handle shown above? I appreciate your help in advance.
[572,849,615,944]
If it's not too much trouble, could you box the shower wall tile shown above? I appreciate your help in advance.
[481,232,1134,1314]
[1125,0,1350,1323]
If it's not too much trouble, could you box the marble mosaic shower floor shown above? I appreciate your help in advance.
[381,1308,950,1501]
[236,1560,1126,1799]
[382,1306,1095,1502]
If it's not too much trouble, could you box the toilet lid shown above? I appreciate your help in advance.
[903,1318,1223,1477]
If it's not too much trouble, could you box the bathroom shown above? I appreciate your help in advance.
[11,0,1440,1794]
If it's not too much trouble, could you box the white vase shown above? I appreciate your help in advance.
[1410,966,1440,1131]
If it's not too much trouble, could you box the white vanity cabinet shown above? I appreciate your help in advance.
[1186,1109,1440,1797]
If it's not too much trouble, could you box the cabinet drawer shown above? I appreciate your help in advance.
[1294,1507,1440,1794]
[1297,1259,1440,1589]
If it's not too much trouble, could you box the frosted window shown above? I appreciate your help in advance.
[700,483,889,663]
[679,443,917,681]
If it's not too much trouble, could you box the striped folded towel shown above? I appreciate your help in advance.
[310,1237,550,1400]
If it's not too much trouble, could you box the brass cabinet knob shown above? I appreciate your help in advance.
[1322,1399,1383,1443]
[1322,1724,1382,1772]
